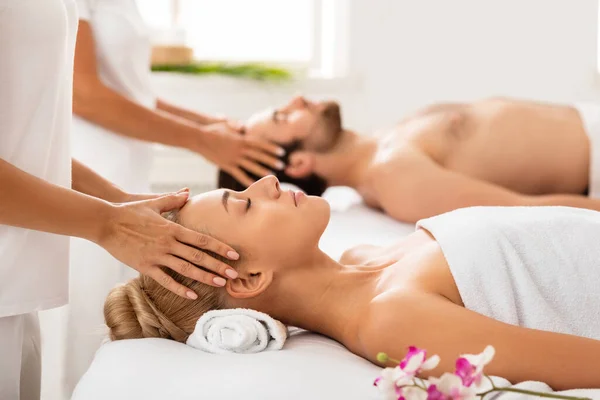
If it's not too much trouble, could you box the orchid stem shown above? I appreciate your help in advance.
[478,375,590,400]
[479,387,591,400]
[402,384,428,393]
[484,375,496,390]
[413,378,428,390]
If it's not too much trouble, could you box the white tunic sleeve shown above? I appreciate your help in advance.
[76,0,91,20]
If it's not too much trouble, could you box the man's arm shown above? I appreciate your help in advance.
[375,149,600,223]
[360,292,600,390]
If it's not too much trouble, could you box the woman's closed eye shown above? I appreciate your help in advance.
[221,191,252,215]
[272,110,285,123]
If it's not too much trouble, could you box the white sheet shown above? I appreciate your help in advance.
[72,187,600,400]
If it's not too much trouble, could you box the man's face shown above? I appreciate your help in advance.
[244,96,341,151]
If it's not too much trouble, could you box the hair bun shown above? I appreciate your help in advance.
[104,279,187,341]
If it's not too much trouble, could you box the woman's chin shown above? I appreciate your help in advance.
[304,196,331,225]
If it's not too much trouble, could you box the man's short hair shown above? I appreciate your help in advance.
[218,101,343,196]
[218,141,328,196]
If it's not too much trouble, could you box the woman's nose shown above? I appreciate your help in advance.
[250,175,280,198]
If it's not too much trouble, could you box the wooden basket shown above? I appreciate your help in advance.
[151,45,194,66]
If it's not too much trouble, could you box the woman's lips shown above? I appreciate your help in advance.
[294,190,306,206]
[288,190,306,207]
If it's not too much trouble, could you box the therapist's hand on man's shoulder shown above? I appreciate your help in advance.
[96,189,240,300]
[199,122,286,188]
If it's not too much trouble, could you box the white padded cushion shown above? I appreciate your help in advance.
[73,332,382,400]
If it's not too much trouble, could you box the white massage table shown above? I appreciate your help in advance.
[72,188,600,400]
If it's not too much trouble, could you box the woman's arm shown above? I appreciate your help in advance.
[73,20,283,185]
[72,158,168,202]
[360,292,600,390]
[1,158,110,242]
[72,158,128,202]
[0,158,240,298]
[156,98,226,126]
[73,21,208,149]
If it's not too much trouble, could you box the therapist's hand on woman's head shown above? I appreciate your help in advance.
[119,190,182,203]
[97,190,240,300]
[201,122,286,188]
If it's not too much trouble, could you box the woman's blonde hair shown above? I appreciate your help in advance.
[104,210,231,342]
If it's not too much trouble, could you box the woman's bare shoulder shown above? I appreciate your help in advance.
[355,290,435,363]
[338,244,383,265]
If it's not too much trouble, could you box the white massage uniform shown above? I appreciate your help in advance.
[0,0,78,398]
[418,206,600,340]
[66,0,157,393]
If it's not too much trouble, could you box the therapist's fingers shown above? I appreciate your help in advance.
[169,242,236,280]
[225,119,244,132]
[146,192,190,213]
[245,136,285,157]
[129,194,163,201]
[174,225,240,262]
[237,159,273,179]
[126,188,188,203]
[160,254,227,289]
[148,267,199,300]
[226,167,255,188]
[243,149,285,171]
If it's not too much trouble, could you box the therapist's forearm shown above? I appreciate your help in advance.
[0,158,111,243]
[72,158,127,202]
[73,81,210,151]
[156,98,222,125]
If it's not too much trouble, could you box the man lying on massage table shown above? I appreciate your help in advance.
[219,96,600,223]
[104,176,600,390]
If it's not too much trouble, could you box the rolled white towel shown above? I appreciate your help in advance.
[186,308,288,354]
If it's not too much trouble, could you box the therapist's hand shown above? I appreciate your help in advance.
[98,191,240,299]
[201,122,286,187]
[117,188,190,203]
[107,188,189,205]
[199,114,244,131]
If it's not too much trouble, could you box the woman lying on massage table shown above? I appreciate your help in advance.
[104,176,600,390]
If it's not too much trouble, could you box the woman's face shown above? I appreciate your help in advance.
[178,176,331,266]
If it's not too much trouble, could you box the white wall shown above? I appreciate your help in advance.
[150,0,600,191]
[350,0,600,126]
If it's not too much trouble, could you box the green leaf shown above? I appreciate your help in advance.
[151,62,293,82]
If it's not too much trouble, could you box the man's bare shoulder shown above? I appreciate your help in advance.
[366,144,445,222]
[369,143,434,184]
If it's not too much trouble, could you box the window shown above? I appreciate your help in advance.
[137,0,349,76]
